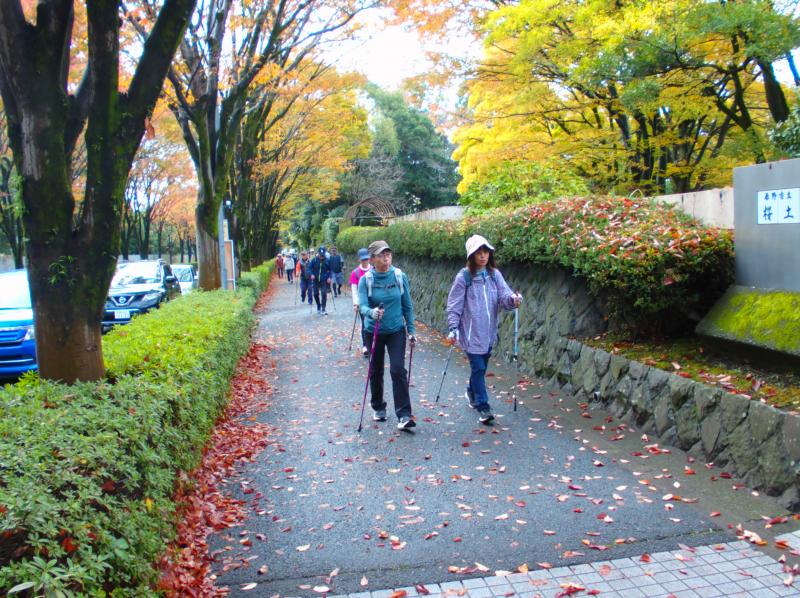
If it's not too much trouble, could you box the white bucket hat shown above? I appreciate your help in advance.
[465,234,495,258]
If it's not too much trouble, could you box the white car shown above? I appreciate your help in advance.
[171,264,198,295]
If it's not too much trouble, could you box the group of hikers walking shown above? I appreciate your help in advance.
[280,234,522,428]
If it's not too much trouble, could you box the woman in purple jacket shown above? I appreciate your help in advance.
[446,235,521,424]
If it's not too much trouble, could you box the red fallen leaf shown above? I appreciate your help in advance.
[537,562,553,569]
[462,442,471,447]
[453,537,462,542]
[709,512,721,517]
[555,582,585,597]
[640,553,652,563]
[101,479,116,493]
[387,590,407,598]
[719,472,732,479]
[283,467,295,473]
[416,584,431,595]
[61,537,78,553]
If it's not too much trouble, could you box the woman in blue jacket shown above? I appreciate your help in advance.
[358,240,417,430]
[446,235,521,424]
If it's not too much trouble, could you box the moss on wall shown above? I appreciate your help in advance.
[697,286,800,357]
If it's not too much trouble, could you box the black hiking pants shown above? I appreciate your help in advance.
[365,328,411,418]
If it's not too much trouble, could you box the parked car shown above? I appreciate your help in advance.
[102,260,181,331]
[0,270,37,378]
[171,264,198,295]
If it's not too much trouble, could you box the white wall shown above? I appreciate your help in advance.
[654,187,734,229]
[388,206,465,224]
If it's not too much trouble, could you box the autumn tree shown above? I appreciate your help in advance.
[124,101,194,259]
[129,0,369,290]
[454,0,799,196]
[233,62,369,266]
[0,1,195,382]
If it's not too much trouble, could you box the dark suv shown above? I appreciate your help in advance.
[102,260,181,331]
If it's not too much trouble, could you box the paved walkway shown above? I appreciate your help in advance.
[208,276,800,597]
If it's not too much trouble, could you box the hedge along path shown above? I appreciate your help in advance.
[336,197,735,335]
[158,280,281,595]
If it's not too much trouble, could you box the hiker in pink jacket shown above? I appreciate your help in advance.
[350,248,372,356]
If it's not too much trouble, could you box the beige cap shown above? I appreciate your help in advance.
[368,240,391,257]
[465,234,495,258]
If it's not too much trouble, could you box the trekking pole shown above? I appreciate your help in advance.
[329,282,337,311]
[512,289,520,411]
[434,343,455,403]
[407,339,414,387]
[357,303,383,433]
[348,309,358,352]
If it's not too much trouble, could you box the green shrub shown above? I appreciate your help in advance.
[337,197,734,332]
[0,266,274,595]
[239,259,276,294]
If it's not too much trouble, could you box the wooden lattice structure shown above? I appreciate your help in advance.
[343,197,397,224]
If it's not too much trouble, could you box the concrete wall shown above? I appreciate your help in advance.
[653,187,734,229]
[380,254,799,509]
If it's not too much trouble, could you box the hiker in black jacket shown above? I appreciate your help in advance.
[309,247,332,315]
[329,246,344,297]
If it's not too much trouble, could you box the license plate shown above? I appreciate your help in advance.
[114,310,131,320]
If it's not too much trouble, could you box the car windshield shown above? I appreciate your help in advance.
[0,272,32,310]
[111,263,161,286]
[173,267,194,282]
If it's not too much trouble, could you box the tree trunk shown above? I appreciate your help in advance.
[0,0,195,382]
[196,201,221,289]
[758,59,790,123]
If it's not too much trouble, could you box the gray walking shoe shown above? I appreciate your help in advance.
[397,416,416,430]
[478,409,494,424]
[373,409,387,422]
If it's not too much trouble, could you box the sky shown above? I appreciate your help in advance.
[323,9,478,93]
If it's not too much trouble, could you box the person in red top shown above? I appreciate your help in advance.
[349,247,372,357]
[276,254,285,279]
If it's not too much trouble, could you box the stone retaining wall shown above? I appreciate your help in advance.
[380,254,800,510]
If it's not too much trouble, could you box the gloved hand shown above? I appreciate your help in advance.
[408,335,416,346]
[447,329,459,344]
[513,292,522,307]
[370,307,384,320]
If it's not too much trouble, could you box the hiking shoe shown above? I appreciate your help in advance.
[397,416,416,430]
[465,389,478,409]
[478,409,494,424]
[321,310,328,315]
[361,346,369,357]
[373,409,387,422]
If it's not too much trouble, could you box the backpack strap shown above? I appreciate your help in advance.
[364,268,404,298]
[364,270,374,297]
[461,268,472,288]
[394,267,404,297]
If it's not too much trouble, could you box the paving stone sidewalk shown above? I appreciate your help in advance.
[327,537,800,598]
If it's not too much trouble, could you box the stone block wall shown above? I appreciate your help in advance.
[383,254,800,510]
